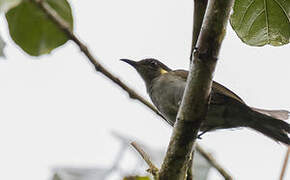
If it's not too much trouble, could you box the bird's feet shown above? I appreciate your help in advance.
[197,129,212,139]
[197,132,206,139]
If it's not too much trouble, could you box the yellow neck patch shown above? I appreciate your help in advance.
[160,68,168,74]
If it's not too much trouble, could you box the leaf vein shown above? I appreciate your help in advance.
[238,0,256,30]
[264,0,270,43]
[272,0,290,23]
[245,9,265,37]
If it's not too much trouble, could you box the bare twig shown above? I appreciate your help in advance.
[31,0,233,178]
[159,0,234,179]
[131,141,159,179]
[279,146,290,180]
[190,0,208,60]
[196,144,233,180]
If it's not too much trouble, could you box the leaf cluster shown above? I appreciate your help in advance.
[0,0,289,57]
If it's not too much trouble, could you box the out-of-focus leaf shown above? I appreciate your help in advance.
[5,0,73,56]
[51,167,114,180]
[49,133,211,180]
[52,174,62,180]
[0,32,6,58]
[113,132,211,180]
[0,0,21,12]
[123,176,151,180]
[230,0,290,46]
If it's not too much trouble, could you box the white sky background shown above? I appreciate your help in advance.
[0,0,289,179]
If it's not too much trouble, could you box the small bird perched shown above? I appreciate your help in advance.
[120,58,290,145]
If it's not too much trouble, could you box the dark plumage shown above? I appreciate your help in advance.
[121,58,290,144]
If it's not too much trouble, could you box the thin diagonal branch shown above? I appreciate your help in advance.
[131,141,159,179]
[279,146,290,180]
[190,0,208,60]
[196,144,233,179]
[32,0,166,122]
[32,0,233,179]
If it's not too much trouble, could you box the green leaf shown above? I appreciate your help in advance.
[5,0,73,56]
[230,0,290,46]
[52,174,62,180]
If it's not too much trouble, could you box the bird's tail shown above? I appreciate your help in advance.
[251,107,289,120]
[247,110,290,145]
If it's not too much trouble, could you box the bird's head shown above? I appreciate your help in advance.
[120,58,171,87]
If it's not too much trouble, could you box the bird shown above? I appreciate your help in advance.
[120,58,290,145]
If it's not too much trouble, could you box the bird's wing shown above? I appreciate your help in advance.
[211,81,245,104]
[172,70,289,120]
[172,70,189,80]
[172,70,246,105]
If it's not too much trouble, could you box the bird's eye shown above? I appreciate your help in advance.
[150,61,158,66]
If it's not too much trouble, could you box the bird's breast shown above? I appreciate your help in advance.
[148,74,186,124]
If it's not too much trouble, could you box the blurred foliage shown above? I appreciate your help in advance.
[5,0,73,56]
[123,176,151,180]
[112,132,212,180]
[49,132,212,180]
[231,0,290,46]
[52,174,62,180]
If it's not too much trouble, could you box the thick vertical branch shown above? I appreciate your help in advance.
[159,0,234,179]
[187,0,208,177]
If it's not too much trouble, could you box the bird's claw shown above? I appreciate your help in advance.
[197,132,206,139]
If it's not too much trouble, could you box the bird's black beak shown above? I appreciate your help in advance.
[120,59,137,68]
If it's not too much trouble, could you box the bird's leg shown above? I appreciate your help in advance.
[197,128,212,139]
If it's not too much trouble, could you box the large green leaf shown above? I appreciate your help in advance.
[230,0,290,46]
[5,0,73,56]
